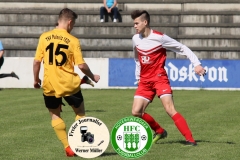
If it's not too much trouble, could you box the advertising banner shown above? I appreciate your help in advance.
[109,58,240,89]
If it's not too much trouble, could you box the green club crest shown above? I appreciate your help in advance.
[111,116,153,159]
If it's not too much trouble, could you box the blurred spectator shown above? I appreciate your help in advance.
[100,0,118,22]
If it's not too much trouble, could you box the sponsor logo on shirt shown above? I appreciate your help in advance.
[141,56,151,64]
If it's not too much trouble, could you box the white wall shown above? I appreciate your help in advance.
[0,57,109,88]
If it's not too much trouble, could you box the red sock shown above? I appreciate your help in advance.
[172,112,195,142]
[142,113,164,134]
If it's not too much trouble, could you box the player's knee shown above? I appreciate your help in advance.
[132,110,142,117]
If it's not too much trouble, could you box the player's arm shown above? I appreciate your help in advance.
[134,48,140,84]
[33,60,41,88]
[0,50,3,59]
[160,34,206,76]
[33,36,44,88]
[0,41,4,58]
[133,38,140,84]
[78,63,99,83]
[74,41,100,83]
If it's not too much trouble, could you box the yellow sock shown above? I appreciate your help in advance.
[51,118,69,148]
[75,114,85,121]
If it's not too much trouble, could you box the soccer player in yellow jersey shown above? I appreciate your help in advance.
[33,8,100,157]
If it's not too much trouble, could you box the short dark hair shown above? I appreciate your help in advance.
[58,8,78,21]
[131,10,150,25]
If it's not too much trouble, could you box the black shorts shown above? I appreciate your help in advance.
[43,90,84,109]
[0,56,4,69]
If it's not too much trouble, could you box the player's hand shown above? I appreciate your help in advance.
[134,79,140,86]
[92,75,100,83]
[194,65,206,76]
[34,79,41,89]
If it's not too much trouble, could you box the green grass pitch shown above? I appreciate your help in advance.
[0,89,240,160]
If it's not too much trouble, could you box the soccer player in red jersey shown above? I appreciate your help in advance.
[131,10,206,146]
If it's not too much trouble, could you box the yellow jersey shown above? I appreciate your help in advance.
[34,28,85,98]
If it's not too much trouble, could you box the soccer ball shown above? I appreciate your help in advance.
[117,135,122,141]
[141,135,147,141]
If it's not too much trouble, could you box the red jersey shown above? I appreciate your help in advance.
[132,29,201,81]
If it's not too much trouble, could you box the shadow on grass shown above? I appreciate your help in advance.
[100,152,118,157]
[85,110,106,112]
[61,109,106,112]
[156,140,236,145]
